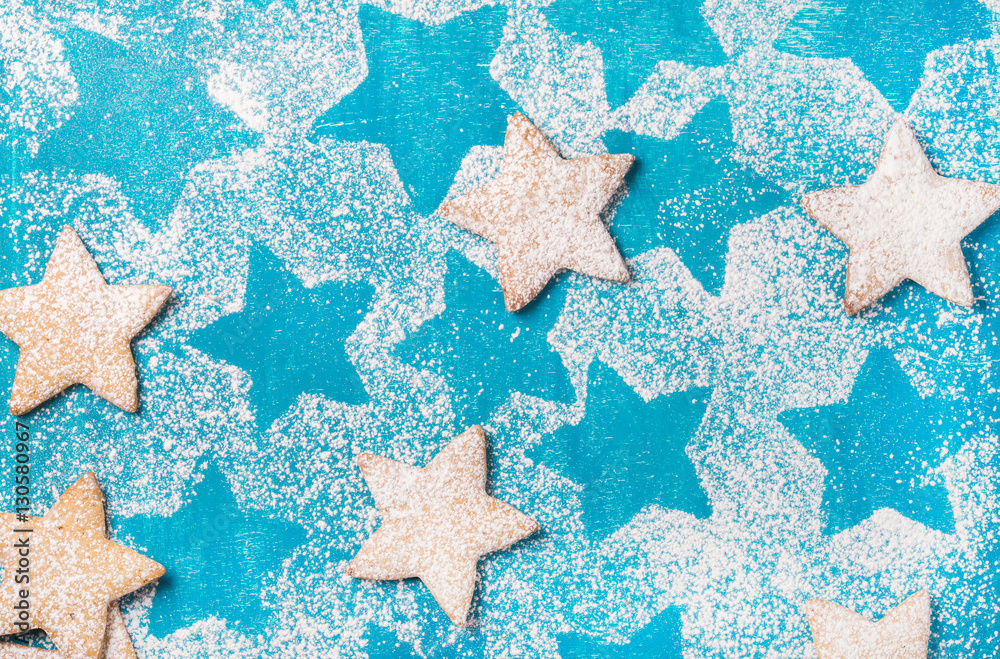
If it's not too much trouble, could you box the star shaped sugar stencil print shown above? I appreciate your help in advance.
[493,0,890,191]
[315,3,517,215]
[9,0,1000,657]
[542,190,1000,658]
[778,347,959,535]
[23,18,258,224]
[542,0,725,109]
[774,0,993,111]
[802,118,1000,315]
[187,244,373,427]
[394,250,575,427]
[121,467,307,638]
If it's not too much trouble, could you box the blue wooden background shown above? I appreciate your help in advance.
[2,0,1000,656]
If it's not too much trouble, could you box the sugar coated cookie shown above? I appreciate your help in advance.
[0,226,172,414]
[346,425,538,624]
[439,112,633,312]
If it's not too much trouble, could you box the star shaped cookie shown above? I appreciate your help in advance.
[346,425,539,625]
[0,473,164,658]
[802,119,1000,315]
[0,226,172,414]
[439,112,633,311]
[803,590,930,659]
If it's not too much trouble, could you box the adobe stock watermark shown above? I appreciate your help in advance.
[11,420,31,632]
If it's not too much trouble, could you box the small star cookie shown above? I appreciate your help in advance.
[0,473,164,658]
[803,590,930,659]
[0,226,172,415]
[346,425,539,625]
[802,119,1000,315]
[439,112,633,311]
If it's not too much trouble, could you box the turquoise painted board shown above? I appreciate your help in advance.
[2,0,1000,656]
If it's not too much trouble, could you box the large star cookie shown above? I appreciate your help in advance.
[803,590,930,658]
[802,119,1000,315]
[346,425,538,624]
[0,473,164,658]
[0,226,172,414]
[439,112,633,311]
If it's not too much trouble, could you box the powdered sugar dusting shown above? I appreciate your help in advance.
[0,0,998,656]
[345,425,538,626]
[0,0,79,155]
[802,119,1000,315]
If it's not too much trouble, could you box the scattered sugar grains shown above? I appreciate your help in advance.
[182,0,366,138]
[2,0,1000,656]
[0,0,79,155]
[491,7,611,156]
